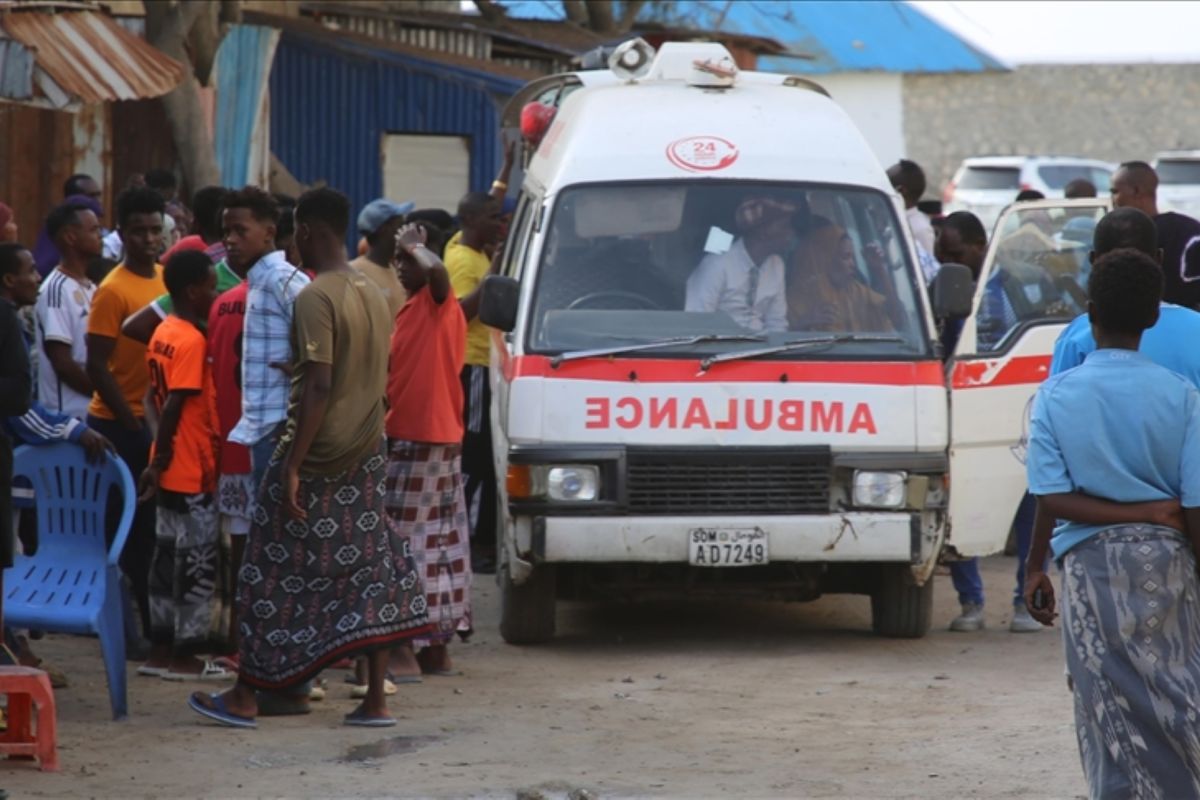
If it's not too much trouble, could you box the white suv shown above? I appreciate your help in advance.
[1153,151,1200,219]
[943,156,1116,234]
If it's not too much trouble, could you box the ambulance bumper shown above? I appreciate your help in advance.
[530,513,920,563]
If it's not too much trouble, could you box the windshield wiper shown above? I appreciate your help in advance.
[552,334,766,366]
[699,334,908,370]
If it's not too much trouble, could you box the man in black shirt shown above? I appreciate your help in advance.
[1111,160,1200,309]
[0,244,35,571]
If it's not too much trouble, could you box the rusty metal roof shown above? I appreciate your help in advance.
[0,6,185,107]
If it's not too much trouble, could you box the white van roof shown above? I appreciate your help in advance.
[522,43,891,195]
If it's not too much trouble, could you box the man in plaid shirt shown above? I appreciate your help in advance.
[224,188,310,491]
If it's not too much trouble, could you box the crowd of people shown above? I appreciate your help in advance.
[0,159,514,727]
[3,149,1200,791]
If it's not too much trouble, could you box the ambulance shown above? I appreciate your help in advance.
[479,40,1111,643]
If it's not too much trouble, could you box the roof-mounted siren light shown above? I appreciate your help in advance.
[609,37,656,82]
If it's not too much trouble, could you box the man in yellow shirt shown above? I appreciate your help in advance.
[85,187,166,646]
[445,192,502,573]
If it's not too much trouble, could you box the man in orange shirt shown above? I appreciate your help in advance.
[137,249,227,681]
[386,223,472,675]
[85,187,167,646]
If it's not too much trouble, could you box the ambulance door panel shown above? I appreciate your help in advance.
[947,198,1110,556]
[492,193,537,438]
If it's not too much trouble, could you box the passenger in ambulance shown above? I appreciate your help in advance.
[786,216,902,333]
[684,195,799,332]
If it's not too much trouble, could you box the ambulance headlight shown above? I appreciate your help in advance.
[547,466,600,502]
[852,470,907,509]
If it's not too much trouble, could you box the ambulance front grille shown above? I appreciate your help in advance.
[625,449,832,515]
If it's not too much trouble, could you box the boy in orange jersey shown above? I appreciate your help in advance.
[137,250,229,681]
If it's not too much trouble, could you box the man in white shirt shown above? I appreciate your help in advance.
[888,159,935,257]
[36,202,103,419]
[685,196,797,332]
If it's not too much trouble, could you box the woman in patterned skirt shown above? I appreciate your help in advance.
[385,223,473,675]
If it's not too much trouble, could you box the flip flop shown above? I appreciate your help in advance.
[422,669,462,678]
[212,655,239,671]
[349,678,397,699]
[343,708,396,728]
[187,692,257,729]
[390,674,423,685]
[137,665,168,677]
[163,660,234,682]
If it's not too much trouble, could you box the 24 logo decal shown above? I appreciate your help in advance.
[666,136,739,172]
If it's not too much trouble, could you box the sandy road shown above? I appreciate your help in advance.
[7,555,1084,799]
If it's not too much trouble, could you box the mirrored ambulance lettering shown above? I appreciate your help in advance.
[584,396,877,434]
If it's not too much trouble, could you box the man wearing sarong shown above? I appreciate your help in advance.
[1025,247,1200,799]
[386,222,472,676]
[188,188,428,729]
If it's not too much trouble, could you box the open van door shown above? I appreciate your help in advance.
[946,198,1111,556]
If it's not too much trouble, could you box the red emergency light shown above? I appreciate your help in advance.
[520,101,556,147]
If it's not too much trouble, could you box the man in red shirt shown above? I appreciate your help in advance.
[385,223,471,675]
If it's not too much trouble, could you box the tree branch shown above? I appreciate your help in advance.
[584,0,616,33]
[472,0,507,23]
[562,0,588,25]
[617,0,647,31]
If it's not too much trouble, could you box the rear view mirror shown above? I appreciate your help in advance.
[930,263,974,320]
[479,275,520,333]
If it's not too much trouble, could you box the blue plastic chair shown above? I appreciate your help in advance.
[6,444,135,720]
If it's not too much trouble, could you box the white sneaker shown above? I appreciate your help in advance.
[1009,605,1043,633]
[949,603,985,632]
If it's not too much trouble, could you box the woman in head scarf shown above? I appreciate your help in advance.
[787,216,901,333]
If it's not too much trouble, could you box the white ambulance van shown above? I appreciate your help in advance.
[479,41,1110,643]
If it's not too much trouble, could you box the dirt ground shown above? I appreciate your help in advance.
[4,555,1084,799]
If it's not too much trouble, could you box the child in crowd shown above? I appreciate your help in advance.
[137,250,230,681]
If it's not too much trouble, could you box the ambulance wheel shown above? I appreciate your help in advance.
[871,566,933,638]
[499,559,557,645]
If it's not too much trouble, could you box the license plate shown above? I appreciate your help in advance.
[688,527,769,567]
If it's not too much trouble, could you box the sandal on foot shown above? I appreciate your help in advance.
[390,673,423,685]
[187,692,257,729]
[349,678,397,699]
[163,660,234,682]
[343,707,396,728]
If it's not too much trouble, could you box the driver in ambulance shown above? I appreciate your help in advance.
[684,195,798,332]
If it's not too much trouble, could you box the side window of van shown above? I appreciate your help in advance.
[502,193,536,280]
[975,205,1102,352]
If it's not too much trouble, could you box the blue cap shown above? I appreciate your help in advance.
[357,198,415,235]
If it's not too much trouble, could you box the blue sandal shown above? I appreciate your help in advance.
[188,692,258,729]
[343,707,397,728]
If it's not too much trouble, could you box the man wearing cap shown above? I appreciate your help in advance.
[685,196,797,332]
[352,199,414,321]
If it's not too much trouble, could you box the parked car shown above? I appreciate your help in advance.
[943,156,1116,234]
[1153,151,1200,219]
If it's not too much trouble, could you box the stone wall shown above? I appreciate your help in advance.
[903,63,1200,196]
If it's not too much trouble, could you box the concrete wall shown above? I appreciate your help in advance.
[902,63,1200,197]
[818,72,905,170]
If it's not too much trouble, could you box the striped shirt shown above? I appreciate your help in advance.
[34,268,94,419]
[229,251,309,447]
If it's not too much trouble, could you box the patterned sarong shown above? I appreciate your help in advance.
[1061,525,1200,800]
[237,440,429,690]
[149,491,232,654]
[385,441,473,647]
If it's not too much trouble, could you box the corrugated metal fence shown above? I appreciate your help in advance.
[268,30,523,239]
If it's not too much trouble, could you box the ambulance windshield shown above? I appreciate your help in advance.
[526,182,928,358]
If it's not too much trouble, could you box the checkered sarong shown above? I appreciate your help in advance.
[385,441,473,646]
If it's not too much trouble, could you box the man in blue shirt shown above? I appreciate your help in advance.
[1025,247,1200,797]
[1027,208,1200,590]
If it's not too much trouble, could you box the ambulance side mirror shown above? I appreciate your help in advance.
[930,263,974,320]
[480,275,520,333]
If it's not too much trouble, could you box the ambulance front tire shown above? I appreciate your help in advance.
[499,558,557,645]
[871,565,933,638]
